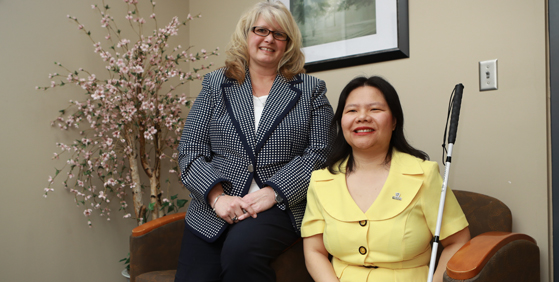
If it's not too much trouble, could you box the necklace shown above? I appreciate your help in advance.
[253,95,268,106]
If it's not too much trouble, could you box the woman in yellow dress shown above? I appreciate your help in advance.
[301,76,470,282]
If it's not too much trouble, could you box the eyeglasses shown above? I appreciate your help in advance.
[251,26,289,41]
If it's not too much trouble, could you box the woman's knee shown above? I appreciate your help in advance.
[221,236,263,266]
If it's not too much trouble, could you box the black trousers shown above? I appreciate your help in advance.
[174,206,299,282]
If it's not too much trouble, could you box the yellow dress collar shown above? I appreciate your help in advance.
[312,150,426,221]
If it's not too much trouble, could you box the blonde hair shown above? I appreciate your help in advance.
[225,1,305,84]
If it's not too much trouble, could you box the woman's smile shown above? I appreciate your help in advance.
[353,127,375,134]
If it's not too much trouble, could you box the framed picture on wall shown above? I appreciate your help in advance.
[277,0,409,73]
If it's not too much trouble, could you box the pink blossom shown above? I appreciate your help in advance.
[84,209,92,216]
[117,39,130,48]
[104,178,117,187]
[133,65,144,73]
[123,213,132,218]
[117,59,125,68]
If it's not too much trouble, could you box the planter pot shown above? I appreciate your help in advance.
[122,268,130,281]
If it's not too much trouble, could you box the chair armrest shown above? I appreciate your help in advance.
[132,212,186,236]
[446,231,536,280]
[130,212,186,282]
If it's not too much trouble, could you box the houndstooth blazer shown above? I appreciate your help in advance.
[178,68,334,242]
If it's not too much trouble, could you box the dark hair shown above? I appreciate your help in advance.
[325,76,429,174]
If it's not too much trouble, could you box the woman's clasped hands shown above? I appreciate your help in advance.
[211,186,278,224]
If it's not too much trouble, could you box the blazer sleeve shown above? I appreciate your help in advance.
[264,79,334,208]
[178,74,230,204]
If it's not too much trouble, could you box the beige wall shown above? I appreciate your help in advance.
[0,0,550,282]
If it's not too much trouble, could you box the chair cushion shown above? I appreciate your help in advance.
[136,270,176,282]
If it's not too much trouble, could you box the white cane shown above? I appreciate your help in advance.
[427,83,464,282]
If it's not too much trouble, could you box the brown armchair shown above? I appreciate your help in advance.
[129,190,539,282]
[443,190,539,281]
[129,212,312,282]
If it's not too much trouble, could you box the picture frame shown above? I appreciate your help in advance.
[278,0,409,73]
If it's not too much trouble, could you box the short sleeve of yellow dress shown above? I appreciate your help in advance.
[301,150,469,282]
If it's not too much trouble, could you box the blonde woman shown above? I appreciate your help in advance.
[175,2,334,281]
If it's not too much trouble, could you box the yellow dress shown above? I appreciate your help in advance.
[301,150,469,282]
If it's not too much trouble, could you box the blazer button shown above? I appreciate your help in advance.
[359,246,367,255]
[359,220,367,227]
[247,164,254,172]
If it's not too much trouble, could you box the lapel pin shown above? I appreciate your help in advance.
[392,192,402,201]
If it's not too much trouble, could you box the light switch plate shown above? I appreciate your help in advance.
[479,59,498,91]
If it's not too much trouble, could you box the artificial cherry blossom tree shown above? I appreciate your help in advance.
[38,0,218,226]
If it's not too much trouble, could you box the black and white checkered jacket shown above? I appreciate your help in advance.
[178,68,334,242]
